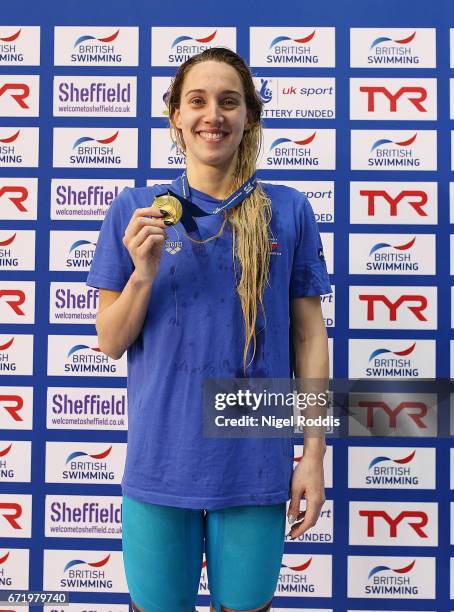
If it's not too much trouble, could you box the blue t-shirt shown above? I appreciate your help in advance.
[86,178,332,510]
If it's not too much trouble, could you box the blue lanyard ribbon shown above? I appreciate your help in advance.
[164,172,258,236]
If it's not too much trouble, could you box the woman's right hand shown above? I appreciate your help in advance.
[122,206,167,282]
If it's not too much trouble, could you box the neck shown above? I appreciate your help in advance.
[185,154,237,200]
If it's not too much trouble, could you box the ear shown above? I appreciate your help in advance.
[172,108,182,130]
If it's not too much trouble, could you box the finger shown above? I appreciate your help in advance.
[125,217,166,238]
[136,233,165,255]
[289,500,323,539]
[124,218,167,244]
[287,495,303,524]
[287,509,305,525]
[128,225,167,251]
[133,206,164,219]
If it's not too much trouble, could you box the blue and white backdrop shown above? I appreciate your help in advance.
[0,0,452,610]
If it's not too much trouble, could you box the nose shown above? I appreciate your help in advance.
[203,100,224,124]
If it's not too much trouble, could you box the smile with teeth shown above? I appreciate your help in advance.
[197,131,228,142]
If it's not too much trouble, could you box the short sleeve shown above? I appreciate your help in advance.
[86,187,135,291]
[289,194,332,299]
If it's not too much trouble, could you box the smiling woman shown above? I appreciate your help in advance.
[86,47,331,612]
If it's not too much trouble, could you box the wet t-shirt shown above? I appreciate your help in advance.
[86,179,332,509]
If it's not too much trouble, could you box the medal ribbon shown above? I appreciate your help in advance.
[162,172,258,237]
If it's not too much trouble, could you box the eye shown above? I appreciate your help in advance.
[222,98,239,106]
[189,97,204,106]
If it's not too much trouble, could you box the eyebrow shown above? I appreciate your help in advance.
[184,89,242,97]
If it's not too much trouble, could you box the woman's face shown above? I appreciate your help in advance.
[172,60,250,172]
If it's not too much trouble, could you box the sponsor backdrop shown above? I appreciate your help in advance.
[0,0,452,610]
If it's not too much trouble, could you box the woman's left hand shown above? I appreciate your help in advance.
[287,453,326,540]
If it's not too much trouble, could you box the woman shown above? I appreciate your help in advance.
[87,47,331,612]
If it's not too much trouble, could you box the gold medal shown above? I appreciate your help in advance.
[151,194,183,226]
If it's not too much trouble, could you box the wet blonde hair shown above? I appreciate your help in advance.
[167,47,271,372]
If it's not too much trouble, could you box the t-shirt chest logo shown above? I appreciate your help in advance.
[268,238,282,256]
[165,239,183,255]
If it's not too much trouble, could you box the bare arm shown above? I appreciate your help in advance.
[94,204,168,359]
[288,295,329,539]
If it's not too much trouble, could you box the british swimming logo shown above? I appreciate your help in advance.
[0,127,39,167]
[54,26,138,66]
[43,549,128,591]
[348,446,435,489]
[348,339,435,378]
[351,130,436,171]
[151,27,236,66]
[350,28,436,68]
[277,554,332,596]
[0,26,40,65]
[250,27,335,67]
[261,130,335,169]
[45,441,126,483]
[347,556,435,598]
[47,335,127,377]
[53,128,138,168]
[349,234,436,274]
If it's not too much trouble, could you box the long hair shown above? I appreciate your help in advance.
[167,47,271,372]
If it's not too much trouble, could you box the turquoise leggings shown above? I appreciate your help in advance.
[122,495,286,612]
